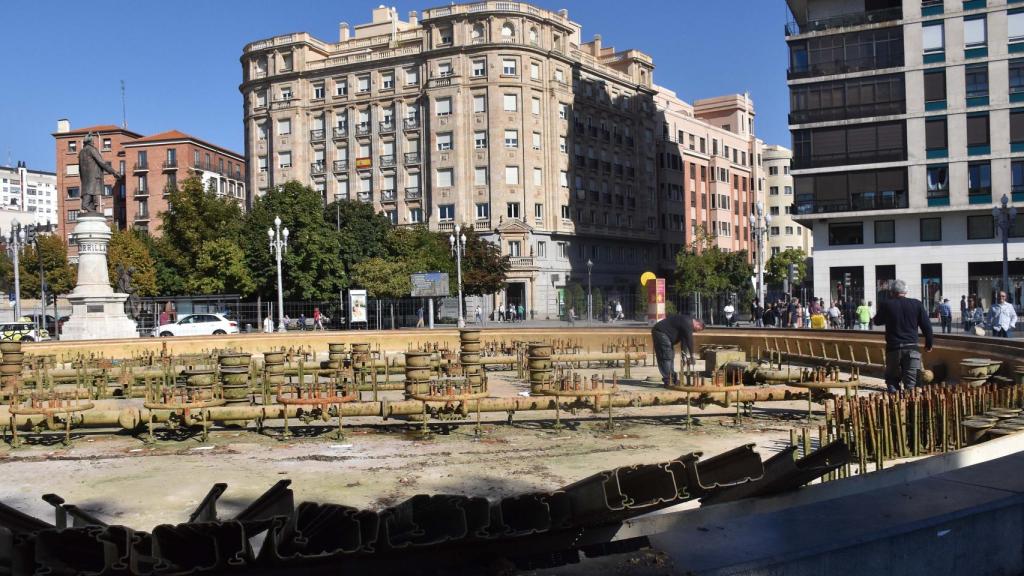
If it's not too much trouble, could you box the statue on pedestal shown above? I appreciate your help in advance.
[78,132,120,215]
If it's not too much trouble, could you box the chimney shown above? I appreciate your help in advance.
[408,10,418,25]
[57,119,70,133]
[339,22,350,42]
[593,34,602,54]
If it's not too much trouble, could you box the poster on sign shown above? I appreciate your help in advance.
[647,278,666,322]
[349,289,368,324]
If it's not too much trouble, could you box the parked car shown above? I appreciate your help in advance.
[0,321,49,342]
[21,314,57,335]
[152,313,239,337]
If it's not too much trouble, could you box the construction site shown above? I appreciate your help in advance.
[1,327,1023,575]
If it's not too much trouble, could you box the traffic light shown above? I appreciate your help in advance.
[24,225,36,246]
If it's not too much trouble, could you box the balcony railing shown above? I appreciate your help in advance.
[785,6,902,36]
[381,189,397,202]
[310,129,325,141]
[133,162,148,172]
[794,190,908,215]
[380,154,396,168]
[788,100,906,124]
[134,211,150,220]
[405,187,422,200]
[788,52,905,80]
[333,160,349,173]
[333,126,348,139]
[356,124,371,136]
[379,121,395,133]
[438,221,455,232]
[133,188,149,197]
[310,162,326,175]
[357,191,372,202]
[162,160,178,170]
[510,256,535,268]
[404,117,421,130]
[404,152,421,165]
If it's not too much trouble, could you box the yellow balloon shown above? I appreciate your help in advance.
[640,271,657,287]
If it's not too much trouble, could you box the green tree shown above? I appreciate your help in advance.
[144,235,187,295]
[185,238,256,296]
[242,181,348,300]
[675,228,733,296]
[565,283,585,314]
[765,247,809,287]
[386,226,453,279]
[459,226,509,296]
[350,257,410,329]
[107,228,158,297]
[19,235,76,302]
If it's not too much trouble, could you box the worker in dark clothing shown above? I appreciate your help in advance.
[651,314,706,386]
[873,279,934,393]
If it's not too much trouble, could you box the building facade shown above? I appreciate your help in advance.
[0,162,58,227]
[241,2,761,318]
[787,0,1024,311]
[762,144,811,257]
[53,120,245,257]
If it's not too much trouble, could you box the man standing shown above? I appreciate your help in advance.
[937,298,952,334]
[855,299,872,330]
[416,305,424,328]
[873,279,934,393]
[313,307,324,330]
[723,302,735,327]
[475,305,483,325]
[651,314,706,386]
[960,295,968,332]
[988,291,1018,337]
[262,315,274,333]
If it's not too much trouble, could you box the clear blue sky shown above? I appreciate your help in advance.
[0,0,791,172]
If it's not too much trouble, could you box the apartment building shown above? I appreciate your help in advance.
[762,144,811,257]
[787,0,1024,310]
[53,120,245,256]
[241,2,772,317]
[655,87,764,267]
[0,162,58,227]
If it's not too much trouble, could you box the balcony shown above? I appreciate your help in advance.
[785,5,902,36]
[134,211,150,221]
[310,162,326,175]
[381,189,397,202]
[794,190,908,215]
[510,256,535,269]
[357,191,372,203]
[133,188,149,198]
[438,221,456,232]
[788,52,905,80]
[379,154,396,168]
[333,160,349,173]
[788,101,905,124]
[333,126,348,139]
[133,162,149,172]
[379,121,395,134]
[310,129,325,142]
[404,117,421,130]
[162,160,178,170]
[356,123,371,137]
[404,151,421,165]
[405,186,422,201]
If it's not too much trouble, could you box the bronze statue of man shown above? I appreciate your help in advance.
[78,132,120,215]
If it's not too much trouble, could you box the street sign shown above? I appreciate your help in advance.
[411,272,450,297]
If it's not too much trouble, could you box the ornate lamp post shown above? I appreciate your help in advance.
[449,224,467,328]
[993,194,1018,301]
[748,201,772,309]
[267,216,289,332]
[587,258,593,324]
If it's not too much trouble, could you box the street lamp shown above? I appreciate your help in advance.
[586,259,593,324]
[6,220,25,320]
[267,216,289,332]
[993,194,1018,301]
[449,224,467,328]
[748,201,772,310]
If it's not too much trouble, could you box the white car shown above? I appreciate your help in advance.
[153,314,238,337]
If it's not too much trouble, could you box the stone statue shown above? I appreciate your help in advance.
[116,263,141,319]
[78,132,120,215]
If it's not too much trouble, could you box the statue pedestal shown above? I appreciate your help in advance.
[60,216,139,340]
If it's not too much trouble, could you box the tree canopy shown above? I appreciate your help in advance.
[19,235,75,301]
[675,227,754,301]
[765,247,809,287]
[107,228,158,297]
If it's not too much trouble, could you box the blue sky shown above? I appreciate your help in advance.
[0,0,790,171]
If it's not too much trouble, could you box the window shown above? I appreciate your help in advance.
[532,97,541,115]
[471,23,485,41]
[508,241,521,257]
[473,94,486,113]
[537,240,546,257]
[281,53,293,71]
[438,62,452,77]
[381,71,394,89]
[439,27,453,45]
[503,93,518,112]
[530,27,539,45]
[501,22,514,38]
[927,164,949,199]
[357,75,370,93]
[965,63,988,97]
[405,207,421,223]
[437,168,453,187]
[532,167,542,185]
[967,215,995,239]
[966,113,989,148]
[505,166,519,185]
[504,129,518,148]
[1011,60,1024,95]
[101,138,112,151]
[502,58,517,76]
[474,167,488,186]
[436,97,452,116]
[507,202,520,219]
[785,226,794,235]
[769,186,779,196]
[1015,160,1024,196]
[874,220,895,243]
[828,222,863,245]
[258,156,267,172]
[920,217,941,242]
[278,151,291,168]
[335,79,348,96]
[559,136,566,153]
[968,162,991,198]
[472,59,486,77]
[922,69,946,106]
[438,204,455,221]
[405,67,419,85]
[437,133,452,151]
[313,83,325,99]
[67,186,80,198]
[561,205,570,220]
[1011,12,1024,42]
[475,202,489,220]
[964,16,986,48]
[277,118,291,135]
[558,103,568,119]
[532,132,541,150]
[923,22,944,52]
[474,131,487,149]
[925,117,947,151]
[530,62,540,80]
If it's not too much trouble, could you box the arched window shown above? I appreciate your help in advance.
[501,22,514,38]
[471,23,485,40]
[529,27,539,45]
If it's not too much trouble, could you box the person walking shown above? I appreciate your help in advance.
[723,302,735,327]
[298,313,306,331]
[568,306,576,326]
[615,301,624,321]
[970,297,986,335]
[960,295,968,332]
[475,305,483,325]
[873,279,934,393]
[828,301,842,329]
[416,306,425,328]
[753,301,764,328]
[313,307,324,331]
[855,299,872,330]
[651,314,706,387]
[988,291,1018,337]
[937,298,952,334]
